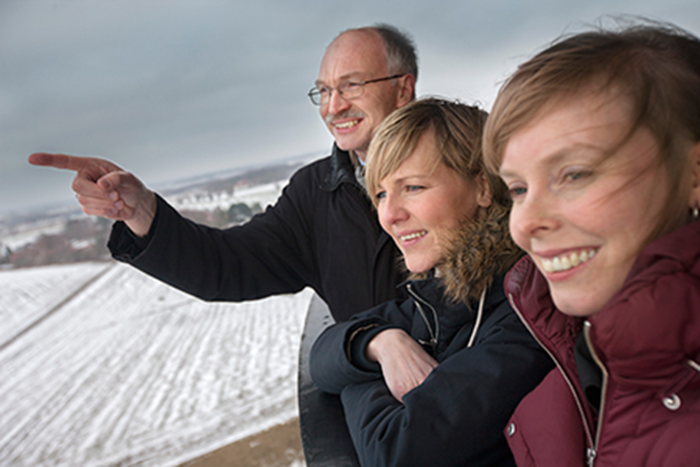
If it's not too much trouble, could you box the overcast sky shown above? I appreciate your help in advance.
[1,0,699,218]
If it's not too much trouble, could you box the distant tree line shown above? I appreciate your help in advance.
[4,202,261,269]
[6,217,112,268]
[180,202,263,229]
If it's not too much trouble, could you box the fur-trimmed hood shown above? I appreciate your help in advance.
[440,202,523,303]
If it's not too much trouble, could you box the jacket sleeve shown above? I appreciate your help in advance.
[310,300,415,394]
[108,166,320,302]
[340,302,553,467]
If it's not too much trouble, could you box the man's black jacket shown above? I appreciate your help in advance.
[108,145,404,322]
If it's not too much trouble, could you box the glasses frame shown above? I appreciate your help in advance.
[307,74,406,106]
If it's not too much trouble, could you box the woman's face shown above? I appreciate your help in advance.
[375,130,489,273]
[499,91,672,317]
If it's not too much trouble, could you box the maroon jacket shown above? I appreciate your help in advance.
[503,220,700,467]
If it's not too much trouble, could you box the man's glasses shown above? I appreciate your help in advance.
[307,74,405,106]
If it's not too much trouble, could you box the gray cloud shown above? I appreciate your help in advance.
[2,0,698,217]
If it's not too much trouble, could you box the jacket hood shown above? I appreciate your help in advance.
[586,220,700,386]
[625,219,700,280]
[440,201,524,303]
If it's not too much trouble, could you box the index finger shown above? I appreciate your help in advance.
[29,153,96,172]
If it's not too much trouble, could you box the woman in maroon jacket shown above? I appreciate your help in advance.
[482,20,700,466]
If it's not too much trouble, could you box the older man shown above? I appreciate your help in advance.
[29,24,417,321]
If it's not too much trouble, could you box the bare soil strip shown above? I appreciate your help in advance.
[180,418,304,467]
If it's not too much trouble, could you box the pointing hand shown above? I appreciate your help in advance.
[28,153,157,236]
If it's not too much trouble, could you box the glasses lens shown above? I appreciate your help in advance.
[339,82,363,100]
[308,88,322,105]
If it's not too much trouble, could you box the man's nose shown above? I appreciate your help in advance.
[327,88,350,116]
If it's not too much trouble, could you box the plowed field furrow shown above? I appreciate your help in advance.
[0,262,312,466]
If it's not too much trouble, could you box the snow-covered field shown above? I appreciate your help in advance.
[166,181,288,213]
[0,261,313,466]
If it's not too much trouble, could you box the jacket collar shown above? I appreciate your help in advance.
[623,219,700,281]
[505,255,583,356]
[505,221,700,333]
[585,220,700,381]
[407,269,507,318]
[589,219,700,331]
[506,220,700,375]
[320,144,359,192]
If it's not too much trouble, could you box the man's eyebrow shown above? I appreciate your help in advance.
[315,72,365,87]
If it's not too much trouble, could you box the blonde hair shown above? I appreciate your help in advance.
[367,97,522,301]
[367,97,507,207]
[484,18,700,238]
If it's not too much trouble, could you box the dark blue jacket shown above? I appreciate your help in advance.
[310,276,553,467]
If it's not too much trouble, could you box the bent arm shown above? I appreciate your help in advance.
[109,185,316,302]
[310,299,416,394]
[310,319,388,394]
[341,307,553,467]
[366,328,438,402]
[108,162,328,303]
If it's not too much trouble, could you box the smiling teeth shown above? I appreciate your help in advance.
[542,249,597,273]
[400,231,427,242]
[335,120,359,129]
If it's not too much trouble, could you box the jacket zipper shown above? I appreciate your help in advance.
[407,283,439,351]
[583,321,609,467]
[507,293,596,464]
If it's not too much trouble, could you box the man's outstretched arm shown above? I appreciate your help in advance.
[28,153,157,236]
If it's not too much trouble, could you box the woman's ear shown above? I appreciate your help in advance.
[690,140,700,210]
[476,173,493,208]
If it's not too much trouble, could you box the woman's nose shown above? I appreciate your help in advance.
[510,190,560,240]
[379,195,408,227]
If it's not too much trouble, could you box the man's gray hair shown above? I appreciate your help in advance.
[372,23,419,82]
[336,24,419,86]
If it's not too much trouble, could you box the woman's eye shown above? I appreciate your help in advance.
[509,186,527,198]
[563,170,591,182]
[375,191,386,201]
[406,185,423,192]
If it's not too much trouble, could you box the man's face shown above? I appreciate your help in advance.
[316,31,412,161]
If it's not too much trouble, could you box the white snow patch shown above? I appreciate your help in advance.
[0,262,313,466]
[165,181,287,213]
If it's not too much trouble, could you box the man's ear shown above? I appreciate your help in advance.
[476,173,493,208]
[396,74,416,109]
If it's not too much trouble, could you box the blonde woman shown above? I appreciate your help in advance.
[310,98,551,467]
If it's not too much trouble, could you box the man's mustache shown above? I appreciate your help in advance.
[325,110,365,126]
